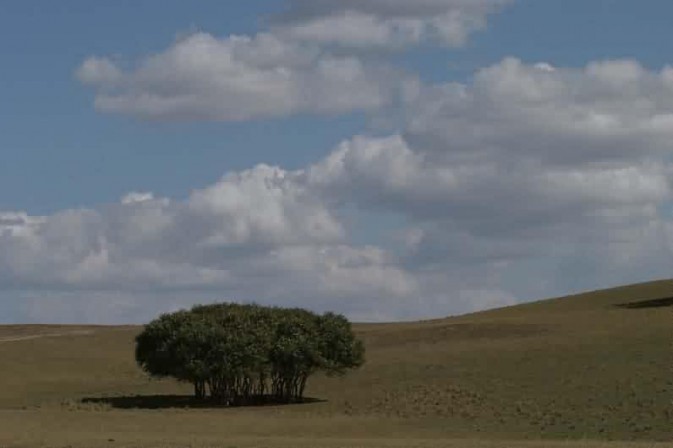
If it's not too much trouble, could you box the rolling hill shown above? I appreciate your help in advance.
[0,280,671,447]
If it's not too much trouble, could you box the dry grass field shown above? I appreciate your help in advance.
[0,280,671,447]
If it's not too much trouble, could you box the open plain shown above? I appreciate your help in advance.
[0,280,671,448]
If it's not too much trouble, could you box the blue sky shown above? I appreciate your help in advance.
[1,0,360,213]
[5,0,673,214]
[3,0,673,323]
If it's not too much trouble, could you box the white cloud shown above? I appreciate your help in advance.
[273,0,511,49]
[14,57,673,323]
[0,212,46,237]
[306,59,673,235]
[76,56,122,86]
[0,165,418,323]
[121,192,156,205]
[77,0,512,121]
[187,165,343,247]
[304,58,673,305]
[405,58,673,164]
[77,32,410,121]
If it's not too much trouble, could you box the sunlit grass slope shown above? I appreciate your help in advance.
[0,280,671,447]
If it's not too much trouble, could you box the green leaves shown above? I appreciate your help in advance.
[134,303,365,404]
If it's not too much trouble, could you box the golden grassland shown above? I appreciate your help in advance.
[0,280,672,447]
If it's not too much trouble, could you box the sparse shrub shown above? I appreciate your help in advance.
[135,303,364,405]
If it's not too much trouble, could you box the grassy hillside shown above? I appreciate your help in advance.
[0,280,671,447]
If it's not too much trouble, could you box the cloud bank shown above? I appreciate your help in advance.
[76,33,411,121]
[273,0,511,49]
[9,57,673,323]
[76,0,512,121]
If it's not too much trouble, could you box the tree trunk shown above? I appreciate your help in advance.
[299,374,308,400]
[193,380,205,400]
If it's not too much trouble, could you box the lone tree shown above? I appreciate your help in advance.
[135,303,364,405]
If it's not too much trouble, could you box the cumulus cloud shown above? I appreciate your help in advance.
[0,165,417,323]
[13,57,673,323]
[76,0,512,121]
[76,32,411,121]
[120,192,156,205]
[306,58,673,242]
[405,58,673,164]
[0,212,46,237]
[76,56,122,86]
[1,165,345,287]
[273,0,511,49]
[301,58,673,301]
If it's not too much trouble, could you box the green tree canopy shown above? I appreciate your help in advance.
[135,303,365,405]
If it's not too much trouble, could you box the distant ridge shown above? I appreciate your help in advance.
[455,278,673,320]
